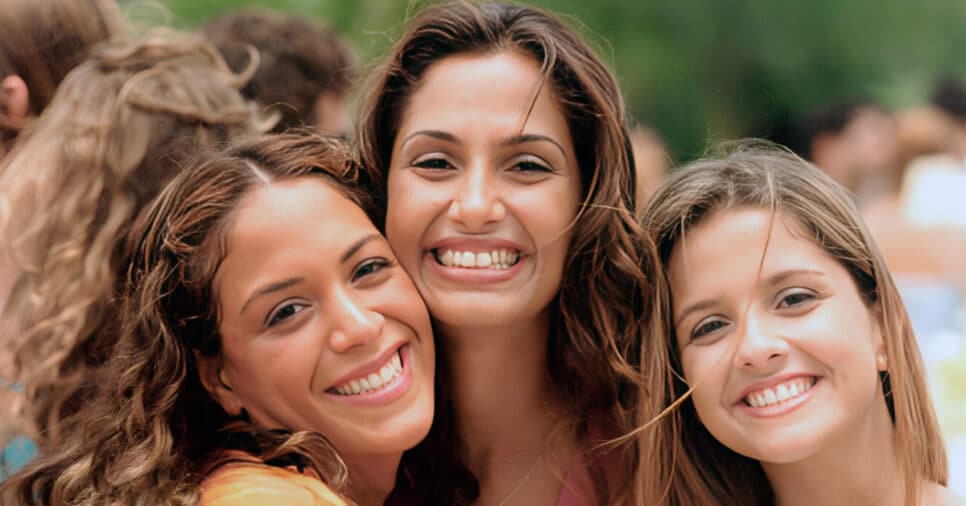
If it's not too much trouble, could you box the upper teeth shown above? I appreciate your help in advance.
[744,377,815,408]
[435,249,519,269]
[333,351,403,396]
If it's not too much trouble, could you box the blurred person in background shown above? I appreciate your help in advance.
[0,0,124,478]
[203,8,357,136]
[0,0,123,160]
[0,30,268,478]
[801,100,900,208]
[629,125,670,210]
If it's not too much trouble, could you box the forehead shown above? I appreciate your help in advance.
[667,208,824,288]
[215,177,373,281]
[398,50,568,134]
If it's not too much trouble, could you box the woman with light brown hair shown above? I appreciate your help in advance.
[637,143,959,505]
[0,0,123,158]
[1,133,436,506]
[356,2,658,504]
[0,30,266,451]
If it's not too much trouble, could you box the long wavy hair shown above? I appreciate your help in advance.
[1,133,368,505]
[0,0,122,144]
[357,2,657,504]
[0,30,268,446]
[636,143,948,505]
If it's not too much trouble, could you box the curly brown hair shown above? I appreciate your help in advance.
[0,30,268,447]
[203,8,357,133]
[1,133,369,505]
[637,142,947,505]
[356,2,658,504]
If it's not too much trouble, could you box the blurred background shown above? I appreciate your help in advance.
[143,0,965,491]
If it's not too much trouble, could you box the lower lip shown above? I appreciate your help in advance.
[736,378,821,418]
[324,345,414,406]
[424,251,526,283]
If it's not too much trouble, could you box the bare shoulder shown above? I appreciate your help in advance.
[200,461,348,506]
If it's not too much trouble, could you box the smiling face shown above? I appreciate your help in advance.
[385,50,582,332]
[668,207,891,464]
[204,176,434,466]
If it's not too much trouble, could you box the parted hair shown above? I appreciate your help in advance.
[0,30,266,448]
[357,2,656,504]
[1,133,367,505]
[636,142,947,505]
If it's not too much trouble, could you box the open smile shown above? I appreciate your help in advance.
[742,376,816,408]
[432,247,521,269]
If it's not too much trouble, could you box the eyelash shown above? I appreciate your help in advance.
[512,159,553,173]
[266,302,307,327]
[687,289,818,339]
[691,318,727,339]
[412,156,554,173]
[412,157,453,170]
[351,257,396,282]
[777,289,816,308]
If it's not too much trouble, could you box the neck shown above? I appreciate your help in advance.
[437,309,577,498]
[765,398,903,506]
[344,453,400,506]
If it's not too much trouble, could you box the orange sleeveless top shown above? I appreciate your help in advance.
[199,453,347,506]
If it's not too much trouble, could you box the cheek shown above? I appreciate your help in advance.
[680,348,726,413]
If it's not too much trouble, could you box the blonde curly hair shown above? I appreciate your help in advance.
[0,29,269,446]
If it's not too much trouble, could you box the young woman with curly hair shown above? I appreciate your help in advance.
[356,2,660,504]
[637,143,960,506]
[1,133,436,505]
[0,30,267,451]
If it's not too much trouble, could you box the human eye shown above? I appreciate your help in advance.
[266,301,308,327]
[509,155,554,174]
[412,156,454,170]
[690,317,728,340]
[776,289,817,309]
[351,258,396,283]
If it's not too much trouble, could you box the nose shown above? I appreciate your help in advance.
[732,313,789,370]
[327,289,385,353]
[447,163,505,230]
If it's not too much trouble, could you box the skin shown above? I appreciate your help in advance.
[667,207,957,506]
[199,177,435,505]
[0,74,30,159]
[313,91,349,137]
[385,50,583,505]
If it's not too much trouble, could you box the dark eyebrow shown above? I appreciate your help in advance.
[400,130,458,149]
[673,299,717,329]
[499,133,567,159]
[341,233,381,264]
[240,277,305,315]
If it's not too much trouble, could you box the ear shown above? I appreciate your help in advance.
[870,304,888,372]
[195,351,245,416]
[0,75,30,120]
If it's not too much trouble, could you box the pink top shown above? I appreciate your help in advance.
[555,453,598,506]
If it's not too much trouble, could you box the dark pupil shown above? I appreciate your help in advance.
[277,305,296,320]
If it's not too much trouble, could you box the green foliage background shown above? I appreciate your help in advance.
[137,0,966,161]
